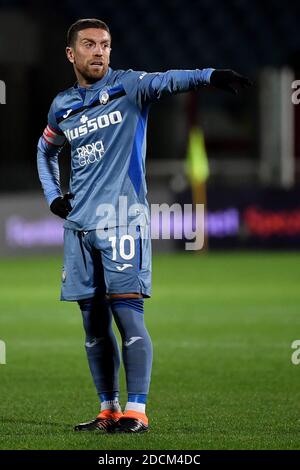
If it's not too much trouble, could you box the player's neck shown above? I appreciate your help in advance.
[76,77,93,88]
[75,70,108,88]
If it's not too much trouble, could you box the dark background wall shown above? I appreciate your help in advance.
[0,0,299,193]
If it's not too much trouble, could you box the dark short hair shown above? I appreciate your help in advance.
[67,18,110,47]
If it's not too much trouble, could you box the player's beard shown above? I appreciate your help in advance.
[76,62,108,84]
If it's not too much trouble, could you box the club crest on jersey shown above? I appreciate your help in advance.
[99,90,109,105]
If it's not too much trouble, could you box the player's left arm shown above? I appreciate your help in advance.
[209,69,252,94]
[122,68,252,107]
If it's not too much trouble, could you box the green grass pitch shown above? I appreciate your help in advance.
[0,252,300,450]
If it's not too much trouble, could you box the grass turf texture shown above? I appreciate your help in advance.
[0,252,300,450]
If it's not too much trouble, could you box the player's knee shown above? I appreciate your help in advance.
[109,297,144,314]
[109,297,145,336]
[78,296,112,338]
[77,295,108,312]
[109,297,152,355]
[77,297,93,312]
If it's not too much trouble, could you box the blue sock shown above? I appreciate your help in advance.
[127,393,147,404]
[100,391,119,402]
[110,298,153,413]
[100,391,121,412]
[78,296,121,407]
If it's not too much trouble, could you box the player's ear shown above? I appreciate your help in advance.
[66,46,75,64]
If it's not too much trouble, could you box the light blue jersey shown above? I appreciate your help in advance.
[37,67,214,231]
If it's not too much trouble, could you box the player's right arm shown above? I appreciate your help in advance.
[37,99,72,219]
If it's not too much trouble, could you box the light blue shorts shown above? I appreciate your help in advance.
[60,225,152,301]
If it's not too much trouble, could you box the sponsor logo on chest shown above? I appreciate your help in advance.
[64,110,123,142]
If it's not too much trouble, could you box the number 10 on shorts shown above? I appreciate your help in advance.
[109,235,135,261]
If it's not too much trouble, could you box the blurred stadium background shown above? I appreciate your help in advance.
[1,0,300,450]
